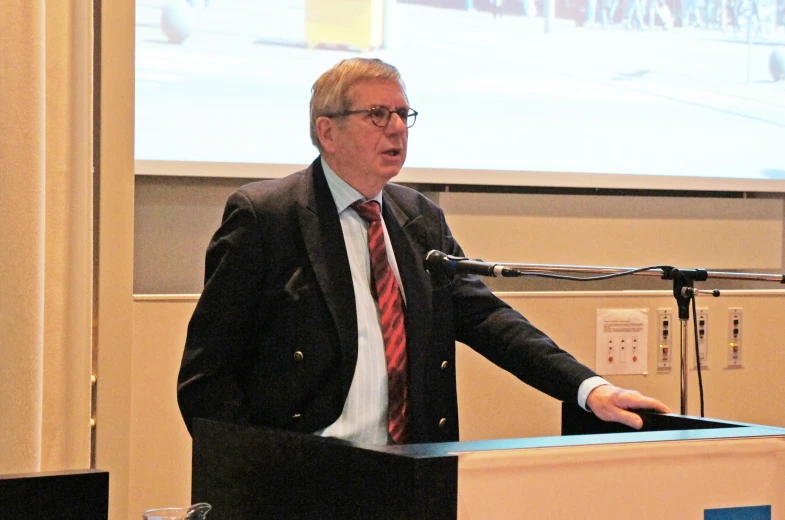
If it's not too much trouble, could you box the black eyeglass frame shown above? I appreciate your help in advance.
[326,106,418,128]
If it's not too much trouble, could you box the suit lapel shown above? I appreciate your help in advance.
[296,161,434,410]
[297,160,358,397]
[382,191,433,426]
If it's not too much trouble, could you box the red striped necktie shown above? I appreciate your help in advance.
[351,200,409,444]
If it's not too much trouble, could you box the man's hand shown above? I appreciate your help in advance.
[586,384,672,430]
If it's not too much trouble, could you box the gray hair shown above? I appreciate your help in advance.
[309,58,407,151]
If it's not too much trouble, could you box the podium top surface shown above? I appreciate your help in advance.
[194,410,785,461]
[386,422,785,458]
[361,410,785,459]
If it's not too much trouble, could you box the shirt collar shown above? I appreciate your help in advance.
[321,157,384,213]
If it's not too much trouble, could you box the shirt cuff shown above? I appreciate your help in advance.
[577,376,611,412]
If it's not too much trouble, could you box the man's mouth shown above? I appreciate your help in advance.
[383,149,401,157]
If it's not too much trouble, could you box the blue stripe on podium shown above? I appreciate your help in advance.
[705,505,771,520]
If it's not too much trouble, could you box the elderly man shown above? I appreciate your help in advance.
[177,57,670,445]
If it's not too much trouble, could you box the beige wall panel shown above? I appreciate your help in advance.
[130,298,194,518]
[0,0,45,475]
[134,182,785,294]
[41,0,93,472]
[95,0,136,518]
[458,290,785,440]
[440,193,783,269]
[134,177,245,294]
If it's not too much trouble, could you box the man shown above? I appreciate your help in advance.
[177,58,670,445]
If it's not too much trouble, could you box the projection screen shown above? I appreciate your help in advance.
[134,0,785,191]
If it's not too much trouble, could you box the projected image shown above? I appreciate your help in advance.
[135,0,785,184]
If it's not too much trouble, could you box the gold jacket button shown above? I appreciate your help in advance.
[438,418,447,428]
[440,361,448,370]
[293,351,304,361]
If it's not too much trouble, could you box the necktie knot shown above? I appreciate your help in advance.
[351,200,381,223]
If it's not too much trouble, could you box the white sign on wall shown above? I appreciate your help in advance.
[596,308,649,376]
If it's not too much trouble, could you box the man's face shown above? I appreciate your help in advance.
[325,79,409,195]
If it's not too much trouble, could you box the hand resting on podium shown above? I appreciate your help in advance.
[587,384,672,430]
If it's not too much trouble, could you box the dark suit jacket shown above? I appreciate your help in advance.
[177,157,598,443]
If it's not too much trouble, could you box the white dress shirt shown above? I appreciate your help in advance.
[314,159,405,445]
[314,159,607,444]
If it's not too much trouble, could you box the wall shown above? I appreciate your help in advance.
[129,289,785,517]
[135,177,785,294]
[130,297,194,516]
[95,2,136,520]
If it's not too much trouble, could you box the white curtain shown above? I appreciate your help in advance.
[0,0,93,474]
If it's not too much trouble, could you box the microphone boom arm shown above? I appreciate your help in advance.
[424,250,785,416]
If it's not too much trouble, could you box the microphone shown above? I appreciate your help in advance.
[424,250,520,277]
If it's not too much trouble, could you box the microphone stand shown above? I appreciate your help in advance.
[490,261,785,414]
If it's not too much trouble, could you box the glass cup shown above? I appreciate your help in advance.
[142,502,211,520]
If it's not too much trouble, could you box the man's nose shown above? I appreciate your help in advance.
[386,112,407,133]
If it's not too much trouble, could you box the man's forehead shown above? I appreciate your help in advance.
[347,79,408,104]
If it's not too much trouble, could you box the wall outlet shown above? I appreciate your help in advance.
[694,308,708,369]
[657,309,673,369]
[727,308,743,368]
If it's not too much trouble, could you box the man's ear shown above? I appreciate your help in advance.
[315,116,337,153]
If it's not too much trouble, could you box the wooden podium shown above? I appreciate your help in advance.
[192,408,785,519]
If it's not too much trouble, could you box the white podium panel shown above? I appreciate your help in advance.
[457,435,785,519]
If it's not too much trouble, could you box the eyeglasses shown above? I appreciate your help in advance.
[327,106,418,128]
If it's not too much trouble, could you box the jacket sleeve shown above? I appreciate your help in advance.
[177,189,266,434]
[434,209,597,404]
